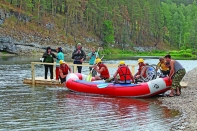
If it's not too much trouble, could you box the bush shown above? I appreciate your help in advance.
[152,50,165,54]
[185,49,192,53]
[180,53,192,57]
[169,50,178,54]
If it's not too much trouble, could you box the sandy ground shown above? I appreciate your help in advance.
[159,67,197,131]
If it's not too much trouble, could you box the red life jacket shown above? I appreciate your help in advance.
[118,65,132,82]
[59,63,69,75]
[98,63,110,79]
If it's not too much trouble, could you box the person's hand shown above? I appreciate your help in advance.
[80,58,84,62]
[77,50,81,54]
[92,65,97,69]
[168,76,171,81]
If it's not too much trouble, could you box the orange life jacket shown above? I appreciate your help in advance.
[118,65,132,82]
[59,63,69,76]
[98,63,110,79]
[138,63,147,78]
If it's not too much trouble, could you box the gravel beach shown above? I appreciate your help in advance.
[159,67,197,131]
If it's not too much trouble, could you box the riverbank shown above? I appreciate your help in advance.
[159,67,197,131]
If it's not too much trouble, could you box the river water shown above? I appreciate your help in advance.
[1,56,196,131]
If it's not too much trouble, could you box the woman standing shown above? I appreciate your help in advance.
[56,47,64,80]
[42,46,56,80]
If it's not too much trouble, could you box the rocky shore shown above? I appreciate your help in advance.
[159,67,197,131]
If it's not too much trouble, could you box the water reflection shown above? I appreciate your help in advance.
[0,56,183,131]
[55,92,180,131]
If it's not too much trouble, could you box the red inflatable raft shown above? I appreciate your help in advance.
[65,73,172,98]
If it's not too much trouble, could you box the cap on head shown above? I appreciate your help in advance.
[58,47,62,52]
[119,61,125,65]
[59,60,65,65]
[138,58,144,63]
[95,58,102,64]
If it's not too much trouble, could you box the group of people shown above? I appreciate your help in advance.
[42,43,186,97]
[41,46,72,84]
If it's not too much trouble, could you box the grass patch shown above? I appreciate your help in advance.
[1,51,7,55]
[101,48,197,60]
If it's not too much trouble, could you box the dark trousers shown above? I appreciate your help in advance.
[44,65,53,79]
[161,70,170,76]
[74,61,82,73]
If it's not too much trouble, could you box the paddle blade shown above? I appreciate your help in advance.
[85,74,92,81]
[97,83,109,88]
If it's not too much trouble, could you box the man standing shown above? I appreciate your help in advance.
[71,43,86,73]
[42,46,56,80]
[87,47,99,76]
[165,54,186,97]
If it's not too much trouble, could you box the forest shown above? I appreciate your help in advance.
[1,0,197,51]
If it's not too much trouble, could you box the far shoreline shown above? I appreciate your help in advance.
[1,51,197,60]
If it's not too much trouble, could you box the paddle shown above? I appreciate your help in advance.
[97,83,139,88]
[85,47,100,81]
[97,83,110,88]
[85,55,104,81]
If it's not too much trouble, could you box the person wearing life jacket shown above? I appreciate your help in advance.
[113,61,134,84]
[134,58,146,82]
[92,58,110,80]
[156,57,170,76]
[59,60,72,83]
[56,47,64,80]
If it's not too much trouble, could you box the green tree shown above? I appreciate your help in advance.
[102,20,114,47]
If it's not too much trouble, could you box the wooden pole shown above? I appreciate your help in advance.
[31,62,35,85]
[74,64,77,73]
[131,65,135,75]
[53,62,56,79]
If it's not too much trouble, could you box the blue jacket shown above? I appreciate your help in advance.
[56,52,64,66]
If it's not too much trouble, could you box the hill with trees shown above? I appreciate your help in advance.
[0,0,197,56]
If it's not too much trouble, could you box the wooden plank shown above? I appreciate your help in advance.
[53,62,56,78]
[74,64,77,73]
[32,62,137,67]
[23,77,63,86]
[31,62,35,85]
[131,65,136,75]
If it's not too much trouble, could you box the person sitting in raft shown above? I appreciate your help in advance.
[134,58,146,83]
[59,60,72,83]
[156,57,170,77]
[113,61,134,84]
[92,58,110,80]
